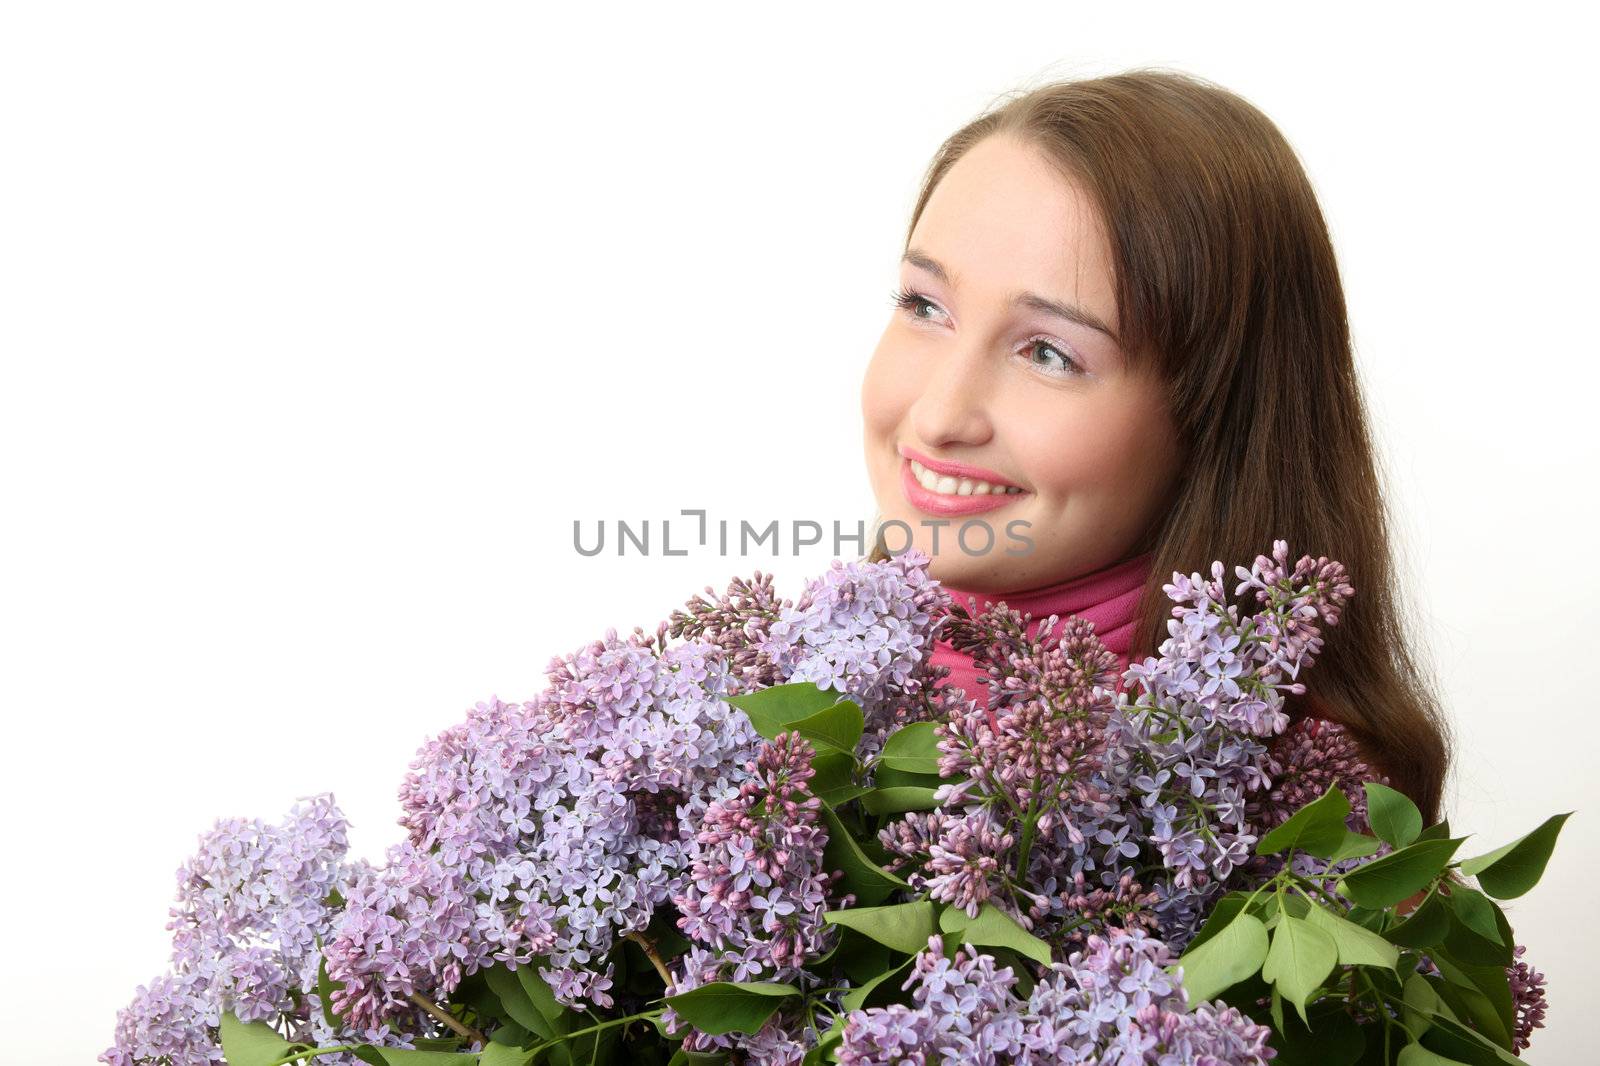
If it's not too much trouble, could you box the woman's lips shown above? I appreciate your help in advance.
[898,456,1027,517]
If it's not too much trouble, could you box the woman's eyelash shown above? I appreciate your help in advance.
[889,286,937,317]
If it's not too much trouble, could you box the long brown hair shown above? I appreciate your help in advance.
[868,69,1451,819]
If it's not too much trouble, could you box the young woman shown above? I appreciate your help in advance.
[861,69,1451,821]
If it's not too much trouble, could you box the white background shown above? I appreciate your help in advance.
[3,3,1595,1063]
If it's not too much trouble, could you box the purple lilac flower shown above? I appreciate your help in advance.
[323,841,480,1032]
[1079,542,1354,943]
[873,607,1116,930]
[838,929,1273,1065]
[668,570,790,693]
[760,549,948,734]
[880,806,1019,920]
[1508,944,1548,1054]
[663,732,848,1062]
[101,971,220,1066]
[103,795,369,1065]
[330,630,764,1027]
[1251,716,1384,832]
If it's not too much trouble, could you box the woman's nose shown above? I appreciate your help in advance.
[909,344,995,451]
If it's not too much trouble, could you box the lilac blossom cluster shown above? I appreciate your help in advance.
[663,731,849,1064]
[759,552,951,746]
[881,609,1118,929]
[103,795,365,1065]
[1251,716,1383,831]
[111,544,1516,1064]
[1082,543,1357,942]
[878,542,1356,949]
[835,930,1272,1065]
[325,629,764,1031]
[1508,944,1548,1054]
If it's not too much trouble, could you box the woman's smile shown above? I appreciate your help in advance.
[897,443,1029,517]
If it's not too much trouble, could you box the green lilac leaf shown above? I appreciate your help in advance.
[879,721,942,775]
[663,981,801,1036]
[859,786,942,815]
[1339,837,1466,909]
[726,683,844,738]
[787,700,865,757]
[823,901,939,955]
[1260,914,1338,1025]
[218,1012,300,1066]
[1457,812,1572,899]
[1174,911,1270,1002]
[938,901,1053,966]
[1304,902,1399,970]
[1256,785,1351,858]
[819,802,909,906]
[1365,782,1424,848]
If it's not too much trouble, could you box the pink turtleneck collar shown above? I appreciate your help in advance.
[928,549,1156,710]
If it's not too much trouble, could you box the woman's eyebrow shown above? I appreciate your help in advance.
[902,248,1119,341]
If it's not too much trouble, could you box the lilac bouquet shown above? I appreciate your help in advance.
[105,543,1562,1065]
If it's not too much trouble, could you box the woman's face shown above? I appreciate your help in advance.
[862,133,1184,592]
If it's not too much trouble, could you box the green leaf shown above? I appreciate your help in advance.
[1416,1013,1525,1065]
[879,721,943,775]
[1305,902,1399,971]
[788,700,865,756]
[683,1052,733,1066]
[938,902,1053,966]
[486,965,556,1039]
[1366,782,1424,848]
[1270,1000,1366,1066]
[823,901,938,955]
[809,752,860,803]
[1385,892,1452,949]
[726,683,844,738]
[664,981,801,1036]
[516,965,579,1039]
[1432,948,1516,1051]
[872,765,949,792]
[820,802,909,906]
[1403,972,1449,1039]
[1182,892,1252,954]
[839,955,916,1011]
[1457,812,1571,899]
[478,1045,528,1066]
[1325,831,1384,863]
[1256,786,1351,858]
[826,927,894,984]
[219,1012,301,1066]
[371,1051,481,1065]
[1397,1043,1472,1065]
[1339,837,1465,909]
[1415,819,1453,843]
[1443,910,1513,968]
[1174,911,1269,1002]
[1447,889,1501,946]
[859,786,942,815]
[1261,914,1338,1025]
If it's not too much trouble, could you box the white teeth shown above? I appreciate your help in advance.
[908,459,1020,497]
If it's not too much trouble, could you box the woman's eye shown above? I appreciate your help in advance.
[890,287,942,321]
[1024,338,1085,377]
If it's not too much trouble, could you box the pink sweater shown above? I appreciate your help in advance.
[928,549,1156,711]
